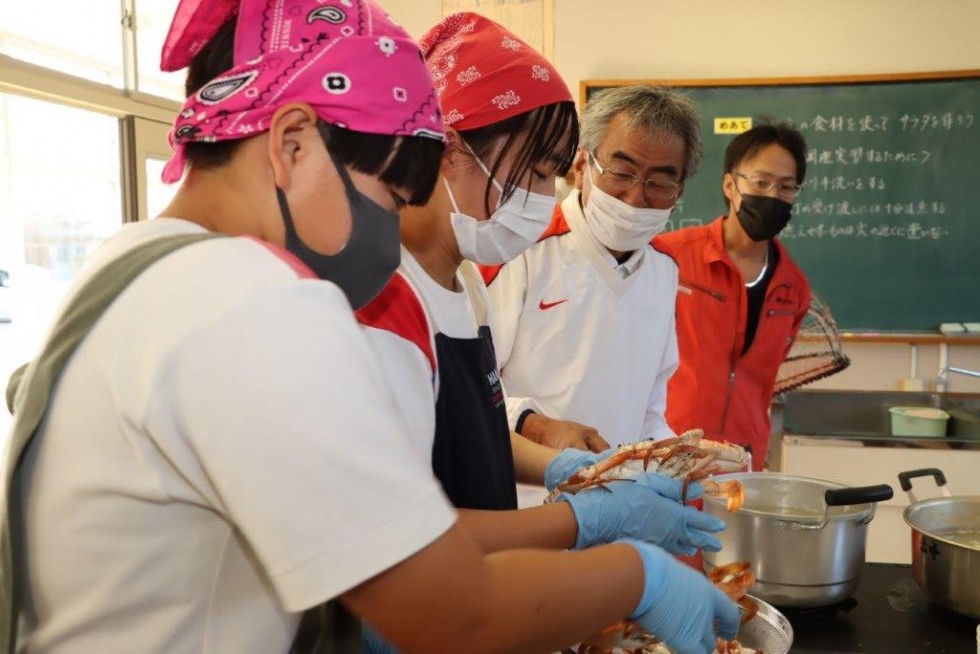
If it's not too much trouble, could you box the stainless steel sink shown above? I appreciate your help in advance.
[782,390,980,440]
[947,402,980,438]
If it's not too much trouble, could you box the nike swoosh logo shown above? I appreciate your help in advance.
[539,299,568,311]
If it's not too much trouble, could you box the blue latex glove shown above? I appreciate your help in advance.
[543,447,610,492]
[560,473,726,555]
[363,623,400,654]
[625,539,741,654]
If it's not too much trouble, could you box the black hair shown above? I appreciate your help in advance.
[181,18,443,205]
[459,100,579,216]
[723,121,808,207]
[319,125,443,205]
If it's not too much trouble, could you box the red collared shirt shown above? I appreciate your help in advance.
[655,216,811,468]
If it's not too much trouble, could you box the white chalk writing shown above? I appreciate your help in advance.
[781,221,948,241]
[793,199,946,217]
[793,112,973,132]
[804,175,887,192]
[898,112,974,131]
[796,115,888,132]
[805,147,932,165]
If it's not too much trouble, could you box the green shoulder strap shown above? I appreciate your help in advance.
[0,232,223,652]
[1,231,363,653]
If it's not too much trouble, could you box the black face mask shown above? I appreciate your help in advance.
[734,193,794,242]
[277,128,400,310]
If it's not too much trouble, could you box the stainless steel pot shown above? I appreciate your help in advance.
[703,472,893,608]
[900,468,980,619]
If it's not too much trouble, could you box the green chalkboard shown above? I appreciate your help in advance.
[583,72,980,332]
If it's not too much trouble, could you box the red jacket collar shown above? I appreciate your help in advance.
[704,216,729,265]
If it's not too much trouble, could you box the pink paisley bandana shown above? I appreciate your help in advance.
[419,12,571,131]
[160,0,444,183]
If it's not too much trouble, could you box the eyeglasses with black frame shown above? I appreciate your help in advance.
[589,151,682,201]
[733,172,803,200]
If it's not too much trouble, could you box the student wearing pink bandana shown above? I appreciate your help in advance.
[2,3,737,654]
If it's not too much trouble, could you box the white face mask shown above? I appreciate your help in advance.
[583,163,673,252]
[446,145,556,265]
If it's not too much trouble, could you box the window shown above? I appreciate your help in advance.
[1,0,188,103]
[0,1,125,88]
[134,0,185,102]
[127,117,180,220]
[0,92,124,437]
[0,2,182,441]
[146,157,179,218]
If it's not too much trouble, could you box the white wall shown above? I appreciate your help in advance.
[812,342,980,393]
[552,0,980,94]
[384,0,980,90]
[384,0,440,41]
[382,0,980,393]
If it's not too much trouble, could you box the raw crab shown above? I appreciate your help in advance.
[618,639,762,654]
[549,429,748,510]
[577,562,760,654]
[555,431,758,654]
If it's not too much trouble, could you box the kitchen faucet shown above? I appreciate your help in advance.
[935,366,980,393]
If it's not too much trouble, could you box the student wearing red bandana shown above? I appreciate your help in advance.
[358,12,579,515]
[357,14,736,654]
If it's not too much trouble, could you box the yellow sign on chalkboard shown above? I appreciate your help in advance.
[714,118,753,134]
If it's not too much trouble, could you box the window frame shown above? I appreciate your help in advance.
[1,52,180,223]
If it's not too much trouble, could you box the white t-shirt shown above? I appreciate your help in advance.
[356,248,487,460]
[485,190,680,447]
[402,247,483,341]
[16,219,456,653]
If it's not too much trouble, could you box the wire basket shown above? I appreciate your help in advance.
[733,594,795,654]
[774,292,850,395]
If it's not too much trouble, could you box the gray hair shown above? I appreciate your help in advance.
[580,85,703,180]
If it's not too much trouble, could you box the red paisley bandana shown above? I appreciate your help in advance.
[419,12,572,131]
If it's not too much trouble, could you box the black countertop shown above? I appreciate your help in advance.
[784,563,977,653]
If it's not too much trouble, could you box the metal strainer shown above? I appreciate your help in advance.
[732,594,794,654]
[567,595,794,654]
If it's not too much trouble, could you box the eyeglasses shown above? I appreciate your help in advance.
[589,151,682,201]
[733,172,803,199]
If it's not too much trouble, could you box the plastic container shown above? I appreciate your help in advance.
[889,407,950,437]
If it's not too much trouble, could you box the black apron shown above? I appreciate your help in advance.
[430,264,517,511]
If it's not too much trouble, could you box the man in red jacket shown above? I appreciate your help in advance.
[656,122,811,470]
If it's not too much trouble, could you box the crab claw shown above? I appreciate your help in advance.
[701,479,745,512]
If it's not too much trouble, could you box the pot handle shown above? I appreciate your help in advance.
[825,484,894,507]
[898,468,947,491]
[898,468,952,504]
[784,485,894,531]
[824,485,894,525]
